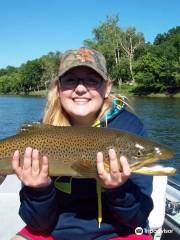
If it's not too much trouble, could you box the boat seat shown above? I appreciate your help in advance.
[0,175,25,239]
[148,176,168,239]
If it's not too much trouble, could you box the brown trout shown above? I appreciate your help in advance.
[0,123,176,184]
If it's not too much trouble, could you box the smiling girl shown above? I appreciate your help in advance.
[11,47,153,240]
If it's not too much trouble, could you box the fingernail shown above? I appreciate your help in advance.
[26,147,32,151]
[109,148,114,154]
[33,149,39,154]
[14,150,19,156]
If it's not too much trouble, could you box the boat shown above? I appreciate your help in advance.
[152,179,180,240]
[163,180,180,238]
[0,175,179,239]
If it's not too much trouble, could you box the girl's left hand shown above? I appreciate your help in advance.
[96,149,131,189]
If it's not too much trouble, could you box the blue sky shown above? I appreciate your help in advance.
[0,0,179,68]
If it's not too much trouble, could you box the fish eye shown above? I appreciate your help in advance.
[137,150,143,157]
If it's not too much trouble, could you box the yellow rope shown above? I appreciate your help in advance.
[96,182,102,228]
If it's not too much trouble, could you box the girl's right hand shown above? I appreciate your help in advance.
[12,147,51,188]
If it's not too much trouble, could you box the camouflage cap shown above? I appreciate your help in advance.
[58,47,107,79]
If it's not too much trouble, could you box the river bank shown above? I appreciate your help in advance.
[0,84,180,98]
[112,84,180,98]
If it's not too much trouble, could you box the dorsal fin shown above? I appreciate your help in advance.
[17,122,53,133]
[17,122,40,133]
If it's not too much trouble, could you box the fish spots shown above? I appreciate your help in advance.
[0,124,175,177]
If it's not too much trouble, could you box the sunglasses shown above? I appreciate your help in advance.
[59,77,104,90]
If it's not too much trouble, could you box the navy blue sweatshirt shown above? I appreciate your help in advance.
[19,109,153,240]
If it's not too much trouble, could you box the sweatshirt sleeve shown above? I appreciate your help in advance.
[105,174,153,228]
[19,180,59,233]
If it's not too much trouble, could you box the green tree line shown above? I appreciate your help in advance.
[84,16,180,95]
[0,52,61,94]
[0,16,179,95]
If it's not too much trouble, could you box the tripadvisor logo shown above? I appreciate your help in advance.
[135,226,174,235]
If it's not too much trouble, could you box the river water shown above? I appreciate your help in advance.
[0,95,179,185]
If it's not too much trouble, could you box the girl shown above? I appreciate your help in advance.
[12,47,153,240]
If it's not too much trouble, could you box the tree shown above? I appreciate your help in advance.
[111,57,131,84]
[0,66,21,94]
[40,51,61,89]
[84,15,122,81]
[0,72,21,94]
[134,51,179,93]
[154,26,180,45]
[19,59,44,93]
[0,66,17,77]
[84,15,145,84]
[117,27,145,83]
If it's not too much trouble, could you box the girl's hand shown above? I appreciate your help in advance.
[12,147,51,188]
[96,149,131,189]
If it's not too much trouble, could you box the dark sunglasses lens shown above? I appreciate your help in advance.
[60,78,103,89]
[85,78,102,89]
[60,78,77,88]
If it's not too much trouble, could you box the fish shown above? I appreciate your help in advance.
[0,123,176,184]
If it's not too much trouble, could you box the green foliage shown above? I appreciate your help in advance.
[19,59,44,93]
[84,15,145,83]
[0,51,61,94]
[111,57,131,83]
[84,15,121,77]
[0,72,21,94]
[135,53,164,83]
[134,51,179,93]
[0,16,179,95]
[39,51,62,89]
[154,26,180,45]
[84,16,179,94]
[0,66,17,77]
[0,66,21,94]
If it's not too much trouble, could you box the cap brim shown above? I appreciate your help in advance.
[58,62,107,80]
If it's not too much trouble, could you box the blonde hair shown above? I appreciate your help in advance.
[42,78,114,126]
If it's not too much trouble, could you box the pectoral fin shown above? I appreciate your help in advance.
[71,161,97,178]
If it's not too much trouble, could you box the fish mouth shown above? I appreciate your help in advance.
[131,164,177,176]
[130,156,163,171]
[130,146,175,170]
[129,149,176,176]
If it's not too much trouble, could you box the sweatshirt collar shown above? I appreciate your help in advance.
[93,94,126,127]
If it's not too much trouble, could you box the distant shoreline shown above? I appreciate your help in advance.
[0,84,180,98]
[0,90,180,98]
